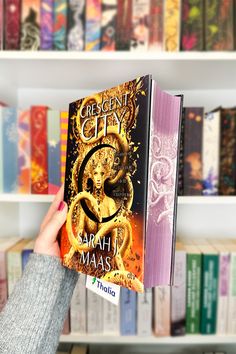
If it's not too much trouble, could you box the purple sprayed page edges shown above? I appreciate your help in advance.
[144,83,181,287]
[40,0,53,49]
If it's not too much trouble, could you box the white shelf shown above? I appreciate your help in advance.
[0,194,54,203]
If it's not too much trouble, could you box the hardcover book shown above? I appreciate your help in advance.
[177,107,185,195]
[60,75,182,292]
[4,0,21,49]
[21,0,40,50]
[53,0,68,50]
[40,0,53,50]
[18,110,31,194]
[100,0,117,51]
[130,0,150,51]
[149,0,163,51]
[67,0,85,51]
[164,0,181,51]
[116,0,132,50]
[47,110,60,194]
[85,0,102,51]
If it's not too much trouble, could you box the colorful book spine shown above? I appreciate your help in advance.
[205,0,234,51]
[154,286,170,336]
[2,108,18,193]
[70,274,87,334]
[67,0,85,51]
[100,0,117,51]
[178,107,185,196]
[30,106,48,194]
[18,110,31,194]
[4,0,21,49]
[60,111,68,185]
[202,110,220,196]
[116,0,132,50]
[120,288,137,335]
[103,298,120,334]
[164,0,181,51]
[219,108,236,195]
[0,108,3,193]
[85,0,101,51]
[53,0,68,50]
[217,252,230,334]
[137,288,152,336]
[47,110,60,194]
[149,0,163,51]
[181,0,204,51]
[183,107,203,195]
[40,0,53,50]
[87,290,103,333]
[21,0,40,50]
[131,0,150,51]
[228,251,236,333]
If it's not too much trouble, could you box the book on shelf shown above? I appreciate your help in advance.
[137,287,152,336]
[130,0,150,51]
[224,239,236,334]
[103,295,120,334]
[149,0,163,51]
[70,345,88,354]
[40,0,53,50]
[116,0,132,51]
[120,287,137,335]
[70,274,87,334]
[59,75,182,292]
[154,285,170,336]
[85,0,101,51]
[67,0,85,51]
[53,0,68,50]
[164,0,181,52]
[18,109,31,194]
[87,288,103,334]
[20,0,40,50]
[101,0,117,51]
[4,0,21,50]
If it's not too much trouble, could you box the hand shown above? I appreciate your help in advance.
[34,185,68,258]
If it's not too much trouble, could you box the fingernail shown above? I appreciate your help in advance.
[58,201,65,211]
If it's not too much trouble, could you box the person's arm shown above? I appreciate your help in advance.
[0,187,78,354]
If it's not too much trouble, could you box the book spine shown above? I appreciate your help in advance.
[200,255,219,334]
[67,0,85,51]
[205,0,234,51]
[87,290,103,333]
[53,0,68,50]
[100,0,117,51]
[171,250,186,336]
[219,108,236,195]
[202,110,220,195]
[62,310,70,334]
[227,253,236,333]
[85,0,102,51]
[131,0,150,51]
[137,288,152,336]
[18,110,31,194]
[47,110,60,194]
[70,274,87,334]
[30,106,48,194]
[183,107,203,195]
[40,0,53,50]
[178,107,185,196]
[164,0,181,51]
[120,288,137,335]
[181,0,204,51]
[7,252,22,296]
[0,252,7,312]
[4,0,21,49]
[22,249,33,270]
[103,298,120,334]
[116,0,132,50]
[149,0,163,51]
[0,108,3,193]
[20,0,40,50]
[154,286,170,336]
[60,111,68,185]
[186,253,201,334]
[2,107,18,193]
[217,252,230,334]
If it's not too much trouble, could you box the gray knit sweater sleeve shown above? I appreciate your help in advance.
[0,253,79,354]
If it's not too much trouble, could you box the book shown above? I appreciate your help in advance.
[154,286,170,336]
[120,287,137,335]
[87,290,103,333]
[70,274,87,334]
[47,110,60,194]
[181,0,204,51]
[30,106,48,194]
[18,110,31,194]
[149,0,163,51]
[20,0,40,50]
[60,111,68,184]
[137,288,152,336]
[202,109,220,196]
[177,107,185,195]
[40,0,53,50]
[103,297,120,334]
[60,75,182,291]
[100,0,117,51]
[62,311,70,334]
[130,0,150,51]
[183,107,203,195]
[4,0,21,49]
[67,0,85,51]
[224,240,236,334]
[85,0,102,51]
[53,0,68,50]
[71,345,88,354]
[22,239,34,270]
[164,0,181,51]
[0,107,3,193]
[116,0,132,50]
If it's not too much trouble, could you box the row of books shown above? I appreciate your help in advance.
[1,237,236,336]
[56,344,87,354]
[0,0,235,52]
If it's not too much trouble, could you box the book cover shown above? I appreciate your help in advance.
[22,239,34,270]
[47,110,60,194]
[53,0,67,50]
[205,0,234,51]
[2,107,18,193]
[154,286,170,336]
[18,110,31,194]
[100,0,117,51]
[60,76,182,291]
[183,107,203,195]
[202,109,220,196]
[85,0,102,51]
[30,106,48,194]
[137,288,152,336]
[67,0,85,51]
[164,0,181,51]
[21,0,40,50]
[181,0,204,51]
[219,108,236,195]
[4,0,21,49]
[103,296,120,334]
[40,0,53,50]
[0,108,3,193]
[130,0,150,51]
[70,274,87,334]
[149,0,163,51]
[60,111,68,185]
[116,0,132,50]
[120,287,137,335]
[87,290,103,333]
[177,107,185,196]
